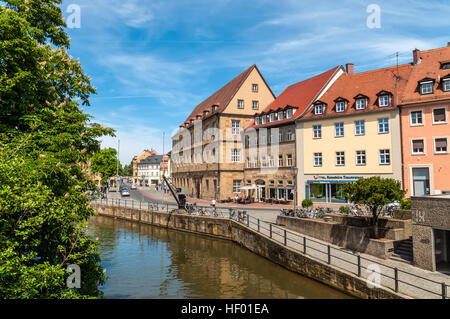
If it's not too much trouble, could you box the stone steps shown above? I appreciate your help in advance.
[392,237,413,264]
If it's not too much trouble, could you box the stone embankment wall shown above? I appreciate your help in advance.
[91,203,407,299]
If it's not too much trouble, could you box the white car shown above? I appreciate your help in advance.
[131,184,137,190]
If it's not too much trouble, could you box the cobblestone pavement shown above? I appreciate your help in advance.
[98,192,450,299]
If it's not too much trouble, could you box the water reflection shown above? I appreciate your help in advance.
[87,215,352,299]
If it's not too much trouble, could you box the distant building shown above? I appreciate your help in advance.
[136,154,164,186]
[132,149,157,183]
[244,66,342,204]
[159,154,171,184]
[296,62,411,203]
[399,45,450,197]
[171,64,275,200]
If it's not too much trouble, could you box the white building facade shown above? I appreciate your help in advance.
[136,155,164,186]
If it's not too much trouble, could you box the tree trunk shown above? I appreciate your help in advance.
[372,208,379,239]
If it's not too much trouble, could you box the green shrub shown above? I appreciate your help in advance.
[400,198,411,210]
[339,206,351,214]
[302,198,313,208]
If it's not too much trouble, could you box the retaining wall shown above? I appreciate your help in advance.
[91,203,407,299]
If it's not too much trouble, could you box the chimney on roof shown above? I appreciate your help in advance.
[346,63,354,75]
[413,48,420,65]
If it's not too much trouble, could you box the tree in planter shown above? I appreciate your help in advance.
[90,148,122,186]
[342,177,405,238]
[301,198,313,209]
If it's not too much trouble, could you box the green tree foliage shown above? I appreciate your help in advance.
[342,177,405,238]
[0,1,113,298]
[301,198,313,208]
[90,148,122,185]
[122,161,133,177]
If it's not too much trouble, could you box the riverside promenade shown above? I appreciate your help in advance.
[92,197,450,299]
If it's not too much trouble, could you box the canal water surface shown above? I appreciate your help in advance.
[87,215,352,299]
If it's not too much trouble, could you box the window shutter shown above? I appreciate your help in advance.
[433,108,446,122]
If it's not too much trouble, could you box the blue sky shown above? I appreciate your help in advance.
[61,0,450,164]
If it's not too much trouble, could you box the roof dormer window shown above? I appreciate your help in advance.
[356,98,366,110]
[379,95,389,107]
[203,111,209,118]
[261,115,266,124]
[314,104,323,115]
[336,101,345,112]
[255,117,260,125]
[419,78,435,95]
[286,108,293,119]
[442,77,450,92]
[440,61,450,70]
[269,113,275,122]
[212,105,218,113]
[278,110,284,120]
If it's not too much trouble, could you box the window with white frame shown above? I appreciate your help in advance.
[444,79,450,92]
[253,157,258,168]
[261,115,266,124]
[286,109,293,119]
[268,155,275,167]
[355,120,365,135]
[261,156,267,167]
[269,131,273,144]
[231,120,240,135]
[287,154,293,166]
[246,157,251,168]
[260,132,267,144]
[433,108,446,124]
[314,104,323,115]
[279,129,283,142]
[412,139,425,154]
[252,100,259,110]
[420,82,434,95]
[313,125,322,138]
[287,129,293,141]
[278,154,283,167]
[278,111,284,120]
[378,118,389,133]
[255,117,260,125]
[233,180,242,193]
[269,113,275,122]
[356,150,366,166]
[335,122,344,137]
[379,95,389,107]
[410,110,423,125]
[252,84,258,92]
[314,152,322,167]
[336,101,345,112]
[356,98,366,110]
[335,151,345,166]
[379,149,390,165]
[237,99,244,109]
[231,149,241,162]
[435,138,448,153]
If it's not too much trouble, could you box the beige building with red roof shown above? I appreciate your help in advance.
[400,44,450,197]
[242,66,343,205]
[296,62,411,204]
[171,65,275,201]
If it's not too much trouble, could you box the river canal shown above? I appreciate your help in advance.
[87,215,352,299]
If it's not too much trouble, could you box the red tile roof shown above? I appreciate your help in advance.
[300,63,413,121]
[400,46,450,106]
[249,66,341,128]
[180,65,275,127]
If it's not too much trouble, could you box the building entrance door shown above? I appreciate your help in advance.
[412,168,430,196]
[434,229,450,274]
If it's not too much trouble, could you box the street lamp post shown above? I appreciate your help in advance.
[291,167,299,210]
